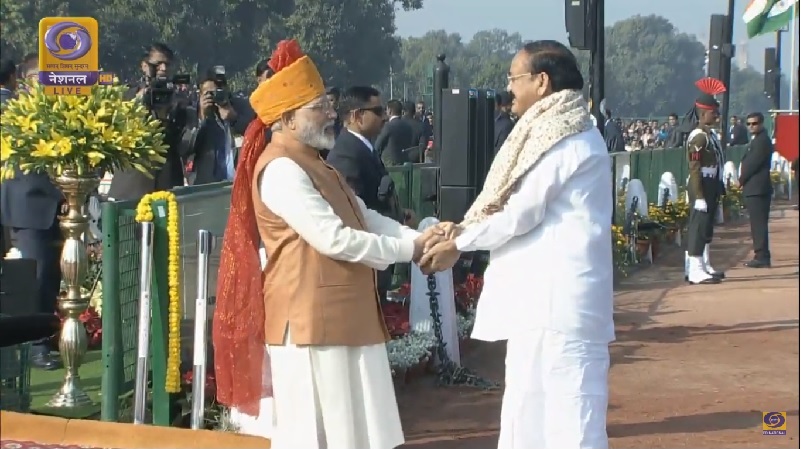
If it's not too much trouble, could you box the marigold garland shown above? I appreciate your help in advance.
[135,191,182,393]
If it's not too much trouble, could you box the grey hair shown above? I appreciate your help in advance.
[271,121,282,132]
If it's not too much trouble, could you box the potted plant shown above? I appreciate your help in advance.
[1,82,168,408]
[722,184,744,221]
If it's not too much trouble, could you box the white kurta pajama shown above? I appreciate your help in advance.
[455,129,615,449]
[233,157,420,449]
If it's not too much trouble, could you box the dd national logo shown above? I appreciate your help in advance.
[762,411,787,436]
[38,17,99,96]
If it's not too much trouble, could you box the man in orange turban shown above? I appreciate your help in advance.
[212,40,442,449]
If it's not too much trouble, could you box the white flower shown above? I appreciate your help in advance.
[386,331,436,369]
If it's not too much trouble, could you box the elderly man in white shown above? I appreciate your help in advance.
[421,40,615,449]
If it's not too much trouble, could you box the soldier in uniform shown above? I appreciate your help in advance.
[684,78,727,285]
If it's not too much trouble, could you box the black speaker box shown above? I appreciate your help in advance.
[0,259,39,317]
[440,88,496,188]
[565,0,591,50]
[439,186,476,223]
[474,89,496,191]
[440,88,479,187]
[764,47,778,96]
[707,14,731,81]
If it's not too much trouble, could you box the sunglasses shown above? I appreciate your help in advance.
[358,106,385,116]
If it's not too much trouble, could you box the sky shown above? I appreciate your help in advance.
[395,0,800,105]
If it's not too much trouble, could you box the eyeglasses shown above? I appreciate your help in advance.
[300,99,333,111]
[358,106,385,116]
[506,72,532,82]
[746,121,761,126]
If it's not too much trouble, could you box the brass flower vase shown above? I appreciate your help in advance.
[46,171,101,408]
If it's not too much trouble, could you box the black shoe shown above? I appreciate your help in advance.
[31,353,62,371]
[709,271,725,280]
[687,277,722,285]
[744,259,771,268]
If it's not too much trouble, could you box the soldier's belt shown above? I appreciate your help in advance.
[701,167,718,178]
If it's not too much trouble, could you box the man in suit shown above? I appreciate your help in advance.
[739,112,774,268]
[400,101,427,163]
[0,58,63,370]
[603,109,626,153]
[494,92,515,154]
[185,67,253,185]
[327,86,403,300]
[107,43,191,200]
[375,99,414,165]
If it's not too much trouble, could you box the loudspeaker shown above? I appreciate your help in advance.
[440,88,479,187]
[707,14,731,81]
[439,186,476,223]
[565,0,592,50]
[474,89,496,191]
[764,47,778,97]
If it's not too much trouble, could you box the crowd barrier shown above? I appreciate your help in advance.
[98,144,754,425]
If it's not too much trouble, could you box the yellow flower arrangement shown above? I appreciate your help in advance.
[611,224,629,273]
[135,191,182,393]
[722,183,744,213]
[770,170,782,186]
[0,82,168,179]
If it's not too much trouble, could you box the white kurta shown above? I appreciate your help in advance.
[454,129,615,449]
[232,156,420,449]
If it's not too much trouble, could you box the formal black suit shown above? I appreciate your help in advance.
[494,112,515,154]
[604,119,626,153]
[327,130,398,299]
[401,115,427,163]
[375,116,415,166]
[739,129,774,262]
[0,87,64,362]
[107,88,194,201]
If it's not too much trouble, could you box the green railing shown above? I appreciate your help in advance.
[101,182,231,425]
[99,144,750,425]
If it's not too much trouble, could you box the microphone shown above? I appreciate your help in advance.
[0,314,61,348]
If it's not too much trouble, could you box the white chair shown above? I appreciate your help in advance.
[657,172,678,206]
[624,179,652,264]
[723,161,738,187]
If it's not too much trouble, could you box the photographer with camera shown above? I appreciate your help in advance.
[107,43,193,201]
[185,66,254,185]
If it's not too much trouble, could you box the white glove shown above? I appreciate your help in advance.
[694,199,708,212]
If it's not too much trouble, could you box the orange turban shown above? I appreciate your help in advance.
[249,49,325,125]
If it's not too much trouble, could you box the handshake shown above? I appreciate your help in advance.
[411,222,462,275]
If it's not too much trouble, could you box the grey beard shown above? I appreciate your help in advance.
[298,122,335,151]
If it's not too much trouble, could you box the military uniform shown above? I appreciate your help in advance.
[682,80,728,285]
[686,126,725,258]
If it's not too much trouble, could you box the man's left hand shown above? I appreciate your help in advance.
[218,103,237,122]
[419,240,460,274]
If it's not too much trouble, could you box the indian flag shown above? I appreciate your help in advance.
[744,0,799,38]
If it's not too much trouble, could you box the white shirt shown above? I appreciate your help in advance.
[455,129,615,344]
[259,157,420,270]
[348,129,374,153]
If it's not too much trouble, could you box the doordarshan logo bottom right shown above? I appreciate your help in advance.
[763,411,787,436]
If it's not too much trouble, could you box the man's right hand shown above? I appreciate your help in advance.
[693,199,708,212]
[413,227,445,261]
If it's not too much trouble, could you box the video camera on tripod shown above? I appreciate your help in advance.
[141,64,191,110]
